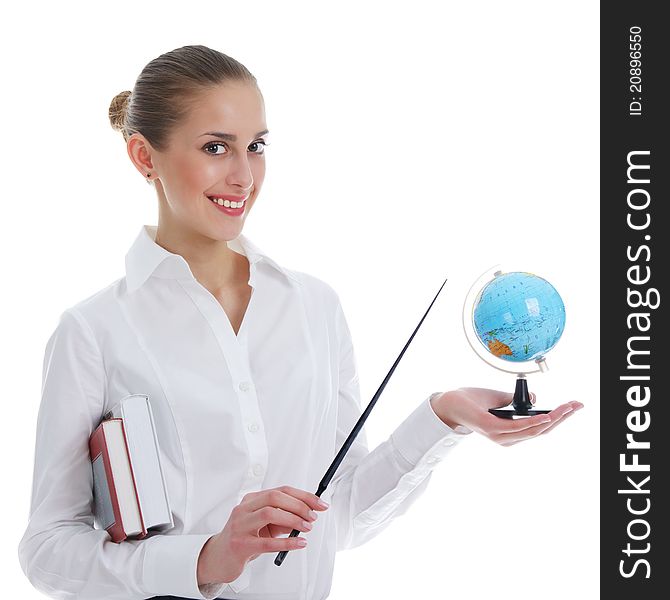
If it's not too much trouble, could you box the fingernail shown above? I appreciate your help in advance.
[317,499,329,509]
[297,538,307,547]
[308,510,318,520]
[302,520,313,530]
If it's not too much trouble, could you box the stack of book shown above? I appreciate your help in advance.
[89,394,174,542]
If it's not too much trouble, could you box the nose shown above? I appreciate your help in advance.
[226,152,254,192]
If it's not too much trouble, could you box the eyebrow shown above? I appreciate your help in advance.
[199,129,269,141]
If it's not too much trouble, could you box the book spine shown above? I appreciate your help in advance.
[144,395,174,528]
[118,417,148,539]
[90,422,127,543]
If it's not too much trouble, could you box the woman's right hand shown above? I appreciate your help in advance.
[196,485,329,586]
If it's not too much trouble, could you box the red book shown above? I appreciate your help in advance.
[89,418,147,542]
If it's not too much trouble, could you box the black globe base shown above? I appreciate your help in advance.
[489,376,552,419]
[489,406,551,418]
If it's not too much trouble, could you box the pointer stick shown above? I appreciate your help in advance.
[275,276,448,566]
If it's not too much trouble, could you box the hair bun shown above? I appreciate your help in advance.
[108,90,132,132]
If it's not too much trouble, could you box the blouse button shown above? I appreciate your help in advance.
[248,423,259,433]
[239,381,251,392]
[253,464,264,476]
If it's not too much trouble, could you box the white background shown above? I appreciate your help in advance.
[2,1,599,599]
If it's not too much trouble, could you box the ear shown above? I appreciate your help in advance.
[127,132,156,178]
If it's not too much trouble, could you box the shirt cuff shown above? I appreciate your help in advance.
[390,392,472,471]
[143,533,250,599]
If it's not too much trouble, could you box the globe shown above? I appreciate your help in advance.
[472,271,566,365]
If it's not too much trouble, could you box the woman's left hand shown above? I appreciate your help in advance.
[430,387,583,446]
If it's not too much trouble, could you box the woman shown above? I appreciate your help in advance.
[18,45,582,600]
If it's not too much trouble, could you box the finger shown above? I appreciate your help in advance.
[538,402,583,436]
[495,417,558,445]
[269,485,328,512]
[480,410,552,435]
[242,487,324,522]
[497,400,578,434]
[246,505,314,536]
[546,401,582,420]
[538,410,576,436]
[530,392,537,405]
[249,534,309,554]
[496,403,579,443]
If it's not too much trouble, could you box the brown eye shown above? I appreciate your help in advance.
[249,140,269,154]
[204,142,227,155]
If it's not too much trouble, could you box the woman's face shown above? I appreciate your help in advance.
[132,81,268,242]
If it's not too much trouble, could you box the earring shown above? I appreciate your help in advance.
[146,172,151,178]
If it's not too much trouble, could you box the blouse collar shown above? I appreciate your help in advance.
[125,224,299,294]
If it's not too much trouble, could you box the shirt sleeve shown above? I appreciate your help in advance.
[17,308,226,600]
[329,296,472,551]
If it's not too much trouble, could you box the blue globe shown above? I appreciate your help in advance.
[472,271,566,363]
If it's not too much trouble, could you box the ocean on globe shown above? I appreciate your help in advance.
[472,271,566,363]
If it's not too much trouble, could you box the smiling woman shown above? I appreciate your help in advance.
[17,44,582,600]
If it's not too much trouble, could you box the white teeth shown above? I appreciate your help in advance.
[208,196,246,209]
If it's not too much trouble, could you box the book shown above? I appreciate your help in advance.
[89,394,174,543]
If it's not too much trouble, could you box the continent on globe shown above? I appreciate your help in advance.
[487,338,513,357]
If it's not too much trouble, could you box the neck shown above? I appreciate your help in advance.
[154,220,249,294]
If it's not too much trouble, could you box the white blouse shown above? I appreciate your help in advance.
[18,224,471,600]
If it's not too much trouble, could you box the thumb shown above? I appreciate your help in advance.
[458,387,513,410]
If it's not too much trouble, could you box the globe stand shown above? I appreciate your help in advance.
[488,375,551,419]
